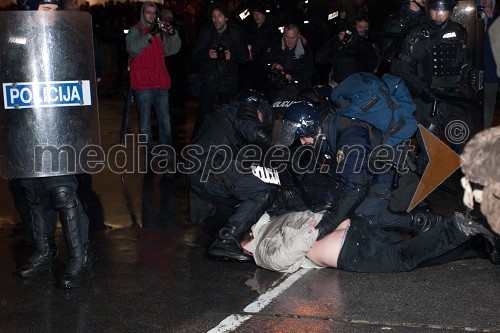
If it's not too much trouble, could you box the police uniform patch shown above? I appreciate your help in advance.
[336,150,345,163]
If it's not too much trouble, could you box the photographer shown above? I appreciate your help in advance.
[315,16,378,86]
[126,1,181,229]
[126,1,180,149]
[263,23,313,102]
[190,1,249,137]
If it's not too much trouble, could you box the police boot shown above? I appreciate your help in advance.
[58,244,93,289]
[51,187,93,289]
[17,188,58,278]
[209,226,254,262]
[410,208,443,234]
[17,237,58,278]
[209,187,277,262]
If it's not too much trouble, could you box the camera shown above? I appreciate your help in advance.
[341,30,352,47]
[214,43,226,60]
[270,68,289,88]
[157,19,176,36]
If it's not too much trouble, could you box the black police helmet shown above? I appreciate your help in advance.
[237,89,272,124]
[273,101,321,146]
[427,0,456,11]
[19,0,61,10]
[299,85,332,105]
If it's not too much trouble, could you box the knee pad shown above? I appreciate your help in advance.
[50,186,78,211]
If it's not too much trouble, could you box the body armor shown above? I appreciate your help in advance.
[420,22,467,87]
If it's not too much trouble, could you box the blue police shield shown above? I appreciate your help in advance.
[0,11,100,178]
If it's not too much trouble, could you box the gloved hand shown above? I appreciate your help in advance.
[419,86,436,104]
[315,211,339,240]
[315,184,368,240]
[467,69,480,88]
[149,22,161,35]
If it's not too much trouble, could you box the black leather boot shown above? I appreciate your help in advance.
[58,244,93,289]
[17,188,58,278]
[410,208,443,234]
[209,227,254,262]
[17,237,58,278]
[209,187,277,262]
[51,186,93,289]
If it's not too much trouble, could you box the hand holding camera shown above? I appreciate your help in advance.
[210,44,229,60]
[150,18,176,36]
[339,30,352,48]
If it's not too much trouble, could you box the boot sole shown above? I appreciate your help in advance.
[16,265,57,279]
[208,250,254,263]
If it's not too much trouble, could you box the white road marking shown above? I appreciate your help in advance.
[207,269,309,332]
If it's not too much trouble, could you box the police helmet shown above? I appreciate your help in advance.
[427,0,456,11]
[237,89,272,124]
[298,85,332,105]
[272,101,321,146]
[19,0,61,10]
[426,0,455,26]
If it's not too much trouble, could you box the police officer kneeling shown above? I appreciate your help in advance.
[189,90,277,262]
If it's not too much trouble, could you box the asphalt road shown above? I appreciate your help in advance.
[0,93,499,333]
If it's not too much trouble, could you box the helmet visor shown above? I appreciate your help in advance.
[272,118,301,146]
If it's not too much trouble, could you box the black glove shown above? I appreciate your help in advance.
[315,185,367,240]
[419,86,436,104]
[315,211,339,240]
[467,69,480,88]
[149,22,161,35]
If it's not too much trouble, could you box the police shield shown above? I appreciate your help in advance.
[451,0,485,132]
[0,11,100,178]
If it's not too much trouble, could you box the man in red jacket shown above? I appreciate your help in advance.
[126,2,181,229]
[126,1,181,149]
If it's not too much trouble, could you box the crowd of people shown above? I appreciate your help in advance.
[3,0,499,289]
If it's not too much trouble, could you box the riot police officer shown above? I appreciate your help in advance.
[273,98,443,240]
[189,89,277,262]
[8,0,94,288]
[378,0,426,75]
[391,0,481,147]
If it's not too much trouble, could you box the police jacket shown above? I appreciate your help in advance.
[315,33,378,84]
[264,35,314,87]
[191,23,248,92]
[321,114,375,188]
[380,5,423,65]
[391,17,469,95]
[126,4,181,90]
[193,103,272,159]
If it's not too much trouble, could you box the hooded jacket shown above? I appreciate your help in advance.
[126,2,181,90]
[243,211,322,273]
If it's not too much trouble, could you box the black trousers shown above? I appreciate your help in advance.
[337,217,469,272]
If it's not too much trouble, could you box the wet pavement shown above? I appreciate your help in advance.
[0,92,499,333]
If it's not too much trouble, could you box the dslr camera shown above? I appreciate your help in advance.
[156,19,176,36]
[270,68,289,88]
[214,44,226,60]
[340,30,353,48]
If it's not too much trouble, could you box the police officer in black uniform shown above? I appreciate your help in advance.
[377,0,426,75]
[12,0,94,288]
[189,89,277,262]
[391,0,481,148]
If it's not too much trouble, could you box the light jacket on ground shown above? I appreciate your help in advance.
[244,211,322,273]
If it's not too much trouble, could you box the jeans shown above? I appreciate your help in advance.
[337,216,469,272]
[135,89,172,147]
